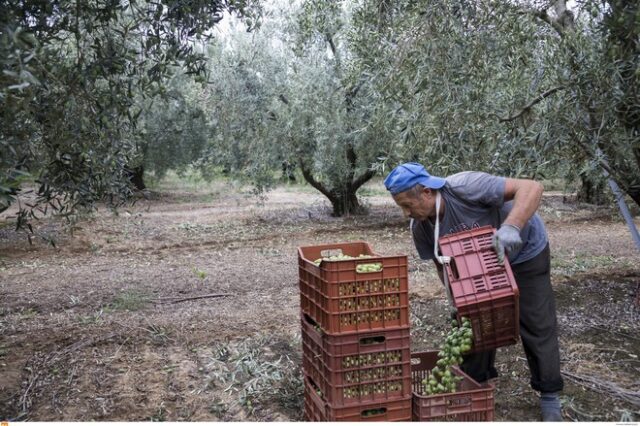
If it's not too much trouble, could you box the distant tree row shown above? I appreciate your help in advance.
[2,0,638,227]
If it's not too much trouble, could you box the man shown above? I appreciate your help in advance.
[384,162,564,422]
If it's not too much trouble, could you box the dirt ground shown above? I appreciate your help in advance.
[1,179,639,422]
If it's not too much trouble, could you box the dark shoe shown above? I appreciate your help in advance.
[540,392,563,422]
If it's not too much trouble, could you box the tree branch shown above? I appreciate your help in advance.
[567,129,616,179]
[326,34,337,58]
[561,370,640,406]
[278,94,289,105]
[346,78,366,107]
[298,157,335,202]
[352,168,375,190]
[533,8,565,36]
[346,144,357,180]
[519,0,573,38]
[498,86,565,122]
[155,293,231,304]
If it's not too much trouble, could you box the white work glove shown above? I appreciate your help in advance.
[492,224,522,265]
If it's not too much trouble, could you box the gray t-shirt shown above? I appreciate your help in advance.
[412,171,548,265]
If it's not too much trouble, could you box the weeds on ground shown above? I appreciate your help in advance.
[78,309,105,325]
[552,254,634,276]
[209,397,229,417]
[20,307,39,319]
[148,403,167,421]
[145,323,172,345]
[192,268,207,280]
[205,334,303,418]
[358,187,388,197]
[108,291,149,311]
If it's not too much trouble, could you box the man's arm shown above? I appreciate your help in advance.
[502,178,544,229]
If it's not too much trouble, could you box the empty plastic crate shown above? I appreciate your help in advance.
[438,226,520,352]
[301,314,412,406]
[304,376,412,422]
[298,242,409,334]
[411,351,495,421]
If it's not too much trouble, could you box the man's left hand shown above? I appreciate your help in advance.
[492,224,522,264]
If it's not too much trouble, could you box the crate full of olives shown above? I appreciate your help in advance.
[304,376,412,421]
[298,241,409,334]
[410,351,495,421]
[301,314,411,406]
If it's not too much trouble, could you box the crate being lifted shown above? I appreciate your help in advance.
[438,226,520,352]
[298,242,409,334]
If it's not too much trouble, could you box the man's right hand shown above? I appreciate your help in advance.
[492,224,522,264]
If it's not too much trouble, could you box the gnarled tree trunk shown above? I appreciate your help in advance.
[577,171,608,205]
[298,158,374,217]
[125,165,146,191]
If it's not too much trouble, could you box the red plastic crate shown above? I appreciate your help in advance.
[304,376,412,422]
[438,226,520,352]
[301,314,412,406]
[298,242,409,334]
[411,351,495,421]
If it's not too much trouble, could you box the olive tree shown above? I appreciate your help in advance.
[129,74,211,189]
[202,0,402,216]
[373,0,639,207]
[1,0,260,232]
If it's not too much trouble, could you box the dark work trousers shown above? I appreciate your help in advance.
[459,243,564,393]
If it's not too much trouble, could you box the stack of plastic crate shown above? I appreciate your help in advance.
[298,242,412,421]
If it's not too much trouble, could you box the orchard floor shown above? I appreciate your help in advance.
[1,179,639,422]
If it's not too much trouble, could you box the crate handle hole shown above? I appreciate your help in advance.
[320,248,343,258]
[303,313,319,328]
[356,262,383,273]
[359,336,385,345]
[361,407,387,418]
[447,396,472,407]
[448,258,460,280]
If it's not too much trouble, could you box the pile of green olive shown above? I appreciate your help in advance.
[338,278,401,296]
[339,309,401,326]
[338,295,400,311]
[421,317,473,395]
[343,380,403,398]
[344,365,403,384]
[342,350,403,368]
[313,253,373,265]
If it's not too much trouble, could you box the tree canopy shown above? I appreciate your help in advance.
[199,0,639,215]
[1,0,260,232]
[2,0,638,228]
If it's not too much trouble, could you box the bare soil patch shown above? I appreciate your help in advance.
[1,183,639,421]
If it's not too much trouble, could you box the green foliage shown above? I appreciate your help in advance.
[360,1,558,178]
[3,0,638,229]
[368,0,639,205]
[136,75,210,180]
[202,1,401,215]
[0,0,261,231]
